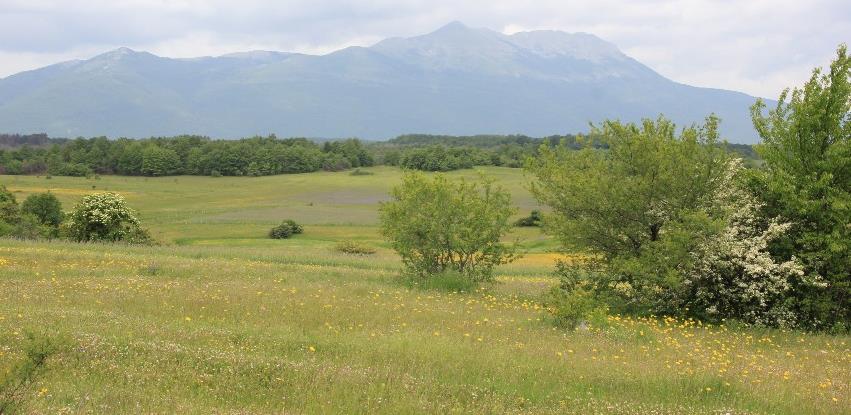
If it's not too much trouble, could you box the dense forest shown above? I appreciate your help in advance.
[0,132,759,177]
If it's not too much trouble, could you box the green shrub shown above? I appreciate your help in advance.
[269,220,304,239]
[21,192,63,227]
[334,240,376,255]
[514,210,542,227]
[542,286,609,330]
[0,185,18,224]
[379,173,517,282]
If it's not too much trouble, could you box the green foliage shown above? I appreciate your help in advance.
[379,173,517,282]
[64,192,150,243]
[542,285,609,330]
[398,146,478,171]
[269,220,304,239]
[0,332,64,415]
[322,139,375,168]
[333,240,376,255]
[20,192,63,227]
[748,44,851,330]
[141,145,180,176]
[528,116,735,316]
[514,210,542,227]
[0,185,18,224]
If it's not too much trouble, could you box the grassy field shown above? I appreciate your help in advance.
[0,168,849,414]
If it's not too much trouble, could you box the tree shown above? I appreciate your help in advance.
[527,116,734,315]
[379,173,517,282]
[64,192,148,243]
[749,44,851,330]
[141,146,180,176]
[21,193,63,227]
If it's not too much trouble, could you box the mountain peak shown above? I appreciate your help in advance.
[432,20,471,33]
[105,47,137,56]
[89,47,146,62]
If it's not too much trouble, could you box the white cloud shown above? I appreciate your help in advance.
[0,0,848,97]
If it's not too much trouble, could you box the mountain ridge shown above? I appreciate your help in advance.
[0,22,765,143]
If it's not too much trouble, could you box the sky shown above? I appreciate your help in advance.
[0,0,848,99]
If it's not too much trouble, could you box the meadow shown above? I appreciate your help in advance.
[0,167,848,414]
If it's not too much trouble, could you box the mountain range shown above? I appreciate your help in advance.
[0,22,765,143]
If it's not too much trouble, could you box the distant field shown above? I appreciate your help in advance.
[0,168,848,414]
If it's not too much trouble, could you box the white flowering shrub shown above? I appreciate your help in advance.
[64,192,151,244]
[682,163,826,328]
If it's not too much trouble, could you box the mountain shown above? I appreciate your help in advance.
[0,22,764,143]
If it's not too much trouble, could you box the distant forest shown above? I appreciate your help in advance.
[0,133,759,177]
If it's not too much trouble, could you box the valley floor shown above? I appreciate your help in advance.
[0,169,848,414]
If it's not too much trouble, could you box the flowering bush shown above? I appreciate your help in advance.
[64,192,151,243]
[682,175,825,328]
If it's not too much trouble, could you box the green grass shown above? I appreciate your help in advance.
[0,168,848,414]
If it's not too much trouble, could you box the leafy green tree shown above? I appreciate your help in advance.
[64,192,149,243]
[141,146,180,176]
[21,192,63,227]
[749,44,851,330]
[379,173,517,282]
[527,116,734,315]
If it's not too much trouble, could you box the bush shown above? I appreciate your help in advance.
[514,210,542,227]
[269,220,303,239]
[0,185,18,224]
[64,192,150,243]
[334,240,376,255]
[379,173,518,282]
[542,286,608,330]
[21,192,63,227]
[528,116,735,317]
[9,214,56,240]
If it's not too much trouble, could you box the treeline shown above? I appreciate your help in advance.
[0,132,759,177]
[0,133,59,148]
[0,136,375,177]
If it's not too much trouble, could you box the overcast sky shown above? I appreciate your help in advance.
[0,0,848,98]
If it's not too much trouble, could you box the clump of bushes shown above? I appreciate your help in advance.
[334,240,376,255]
[514,210,542,227]
[0,187,153,244]
[379,173,518,283]
[0,187,63,240]
[269,219,304,239]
